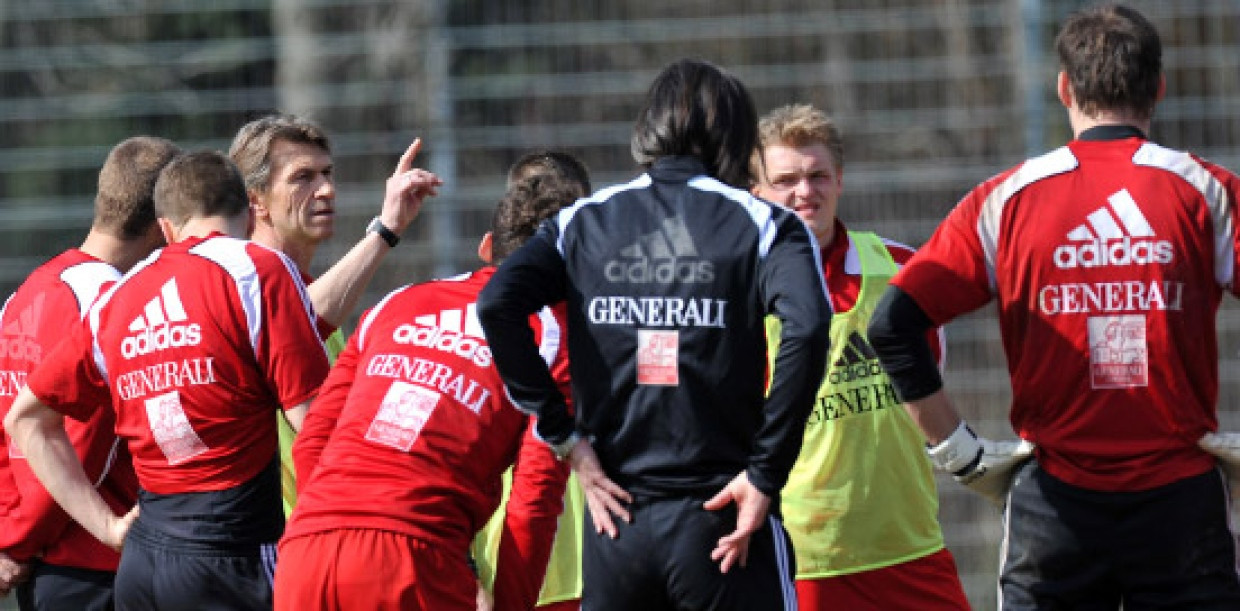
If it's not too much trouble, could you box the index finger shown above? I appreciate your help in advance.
[392,137,423,176]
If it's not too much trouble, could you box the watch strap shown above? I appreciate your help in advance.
[367,217,400,247]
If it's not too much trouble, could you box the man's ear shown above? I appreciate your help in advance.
[248,189,270,221]
[478,232,494,264]
[157,217,178,245]
[1057,71,1073,109]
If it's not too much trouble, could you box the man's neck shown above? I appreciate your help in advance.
[169,216,248,245]
[1069,106,1152,139]
[818,229,835,251]
[78,230,149,273]
[249,224,315,273]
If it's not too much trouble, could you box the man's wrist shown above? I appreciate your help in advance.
[744,467,779,498]
[927,420,984,476]
[549,431,582,461]
[366,216,400,247]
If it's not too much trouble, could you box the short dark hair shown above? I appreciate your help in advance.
[154,151,249,226]
[490,173,588,263]
[630,58,758,188]
[228,113,331,194]
[507,150,592,193]
[1055,3,1162,121]
[93,136,183,240]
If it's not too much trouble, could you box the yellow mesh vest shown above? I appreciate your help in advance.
[766,231,944,578]
[471,471,584,606]
[280,328,346,517]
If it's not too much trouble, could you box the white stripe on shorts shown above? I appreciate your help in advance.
[261,542,278,587]
[768,515,798,611]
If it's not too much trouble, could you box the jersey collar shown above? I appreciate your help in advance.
[1077,124,1147,141]
[648,156,710,181]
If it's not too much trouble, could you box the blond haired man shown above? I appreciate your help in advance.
[752,103,969,610]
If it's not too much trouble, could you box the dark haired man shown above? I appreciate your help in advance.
[506,150,592,196]
[869,4,1240,609]
[479,58,831,611]
[274,169,576,611]
[473,152,592,611]
[0,136,181,610]
[7,151,331,610]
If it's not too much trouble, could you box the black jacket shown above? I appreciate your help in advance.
[478,156,831,499]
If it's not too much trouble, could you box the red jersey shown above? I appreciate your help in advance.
[0,249,136,571]
[491,357,572,611]
[893,129,1240,491]
[286,267,569,558]
[820,221,943,362]
[298,268,338,341]
[28,234,330,498]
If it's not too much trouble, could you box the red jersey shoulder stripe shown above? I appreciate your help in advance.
[977,147,1078,291]
[1132,143,1237,287]
[59,261,121,319]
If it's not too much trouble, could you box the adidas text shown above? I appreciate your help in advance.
[0,337,40,362]
[393,324,492,367]
[1053,237,1173,269]
[121,324,203,359]
[828,361,884,385]
[604,258,715,284]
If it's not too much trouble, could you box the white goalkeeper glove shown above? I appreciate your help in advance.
[1198,432,1240,526]
[1198,431,1240,475]
[927,421,1035,508]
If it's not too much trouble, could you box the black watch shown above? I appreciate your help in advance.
[366,217,400,247]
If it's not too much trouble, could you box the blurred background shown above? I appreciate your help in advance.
[0,1,1238,608]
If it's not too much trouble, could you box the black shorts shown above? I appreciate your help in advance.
[1001,460,1240,610]
[17,561,114,611]
[114,523,277,611]
[581,494,797,611]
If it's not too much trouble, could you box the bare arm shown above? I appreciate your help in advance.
[309,138,442,326]
[4,388,132,552]
[282,398,313,434]
[902,389,965,445]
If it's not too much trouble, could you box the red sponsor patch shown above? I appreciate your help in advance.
[637,329,679,386]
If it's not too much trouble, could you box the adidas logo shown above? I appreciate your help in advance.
[0,293,44,362]
[392,303,492,367]
[1053,189,1173,269]
[120,279,202,359]
[604,216,715,284]
[828,331,884,384]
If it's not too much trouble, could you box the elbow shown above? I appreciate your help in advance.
[867,286,928,361]
[867,286,943,402]
[800,313,834,349]
[476,281,509,329]
[4,388,32,434]
[1,401,17,436]
[866,306,901,362]
[5,388,53,449]
[477,282,527,337]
